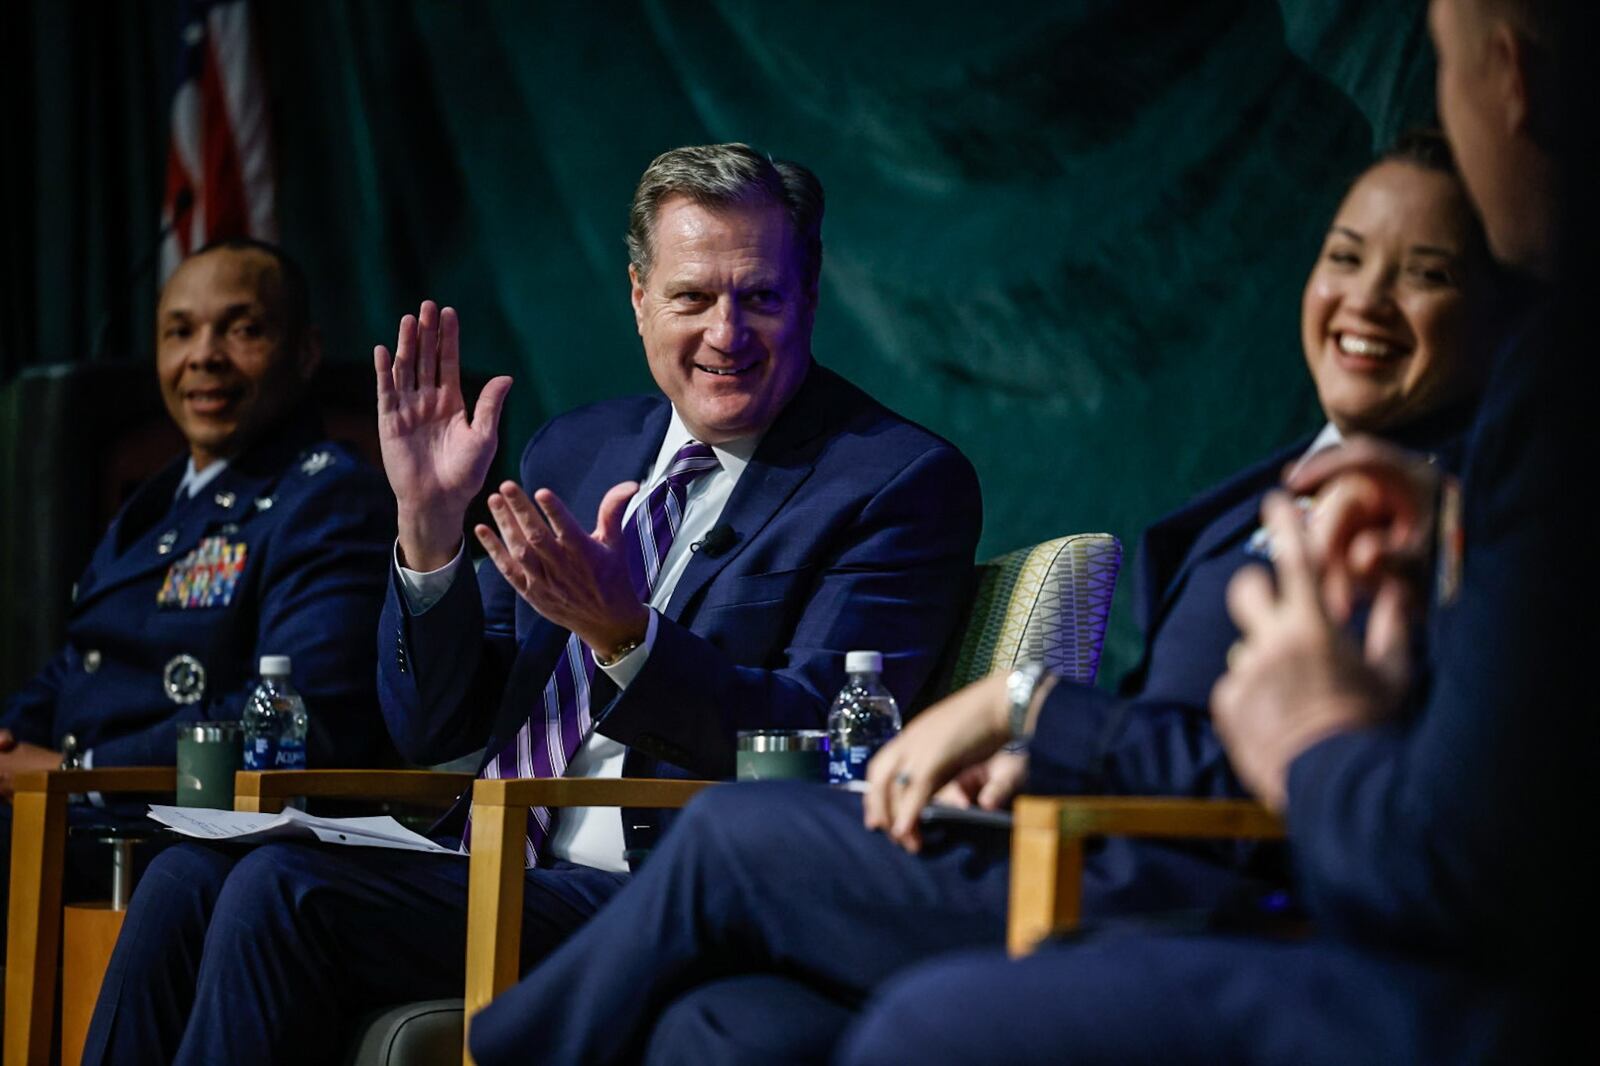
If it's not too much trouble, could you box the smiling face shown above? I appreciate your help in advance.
[1300,160,1486,435]
[630,195,815,445]
[156,246,317,470]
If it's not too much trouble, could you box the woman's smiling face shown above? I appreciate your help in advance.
[1301,159,1487,435]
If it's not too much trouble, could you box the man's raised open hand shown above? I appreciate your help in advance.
[374,301,512,571]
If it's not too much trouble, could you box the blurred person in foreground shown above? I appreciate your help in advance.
[477,130,1508,1065]
[83,143,981,1066]
[838,0,1593,1061]
[0,239,394,939]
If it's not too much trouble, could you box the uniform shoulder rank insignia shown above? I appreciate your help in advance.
[300,450,334,476]
[157,535,249,609]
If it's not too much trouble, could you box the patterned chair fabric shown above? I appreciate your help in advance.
[935,533,1122,697]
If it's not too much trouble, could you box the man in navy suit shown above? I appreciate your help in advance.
[84,144,980,1066]
[838,1,1591,1062]
[1,240,393,939]
[474,134,1503,1063]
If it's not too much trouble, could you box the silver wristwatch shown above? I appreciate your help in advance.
[1002,662,1050,752]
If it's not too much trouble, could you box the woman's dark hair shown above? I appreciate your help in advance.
[1354,128,1496,273]
[1376,128,1459,175]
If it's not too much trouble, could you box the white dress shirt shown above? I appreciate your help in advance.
[176,457,230,500]
[1291,422,1344,475]
[396,407,759,871]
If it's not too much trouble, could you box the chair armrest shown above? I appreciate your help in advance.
[1008,796,1284,957]
[233,769,475,813]
[6,767,177,1066]
[461,777,720,1063]
[1018,795,1285,839]
[469,776,718,811]
[9,766,176,797]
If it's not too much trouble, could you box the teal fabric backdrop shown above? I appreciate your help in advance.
[0,1,1435,683]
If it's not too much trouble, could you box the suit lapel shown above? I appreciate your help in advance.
[662,364,832,623]
[77,427,315,611]
[1141,439,1308,637]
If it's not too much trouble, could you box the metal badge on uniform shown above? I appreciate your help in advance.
[163,653,207,704]
[300,450,333,477]
[1435,475,1463,606]
[157,535,249,609]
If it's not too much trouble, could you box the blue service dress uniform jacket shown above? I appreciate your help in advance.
[1,419,396,772]
[839,308,1579,1065]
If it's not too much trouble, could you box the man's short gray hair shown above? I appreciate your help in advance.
[627,143,825,296]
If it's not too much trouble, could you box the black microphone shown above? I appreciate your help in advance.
[92,187,195,362]
[692,524,738,557]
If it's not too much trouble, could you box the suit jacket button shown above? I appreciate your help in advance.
[83,649,102,673]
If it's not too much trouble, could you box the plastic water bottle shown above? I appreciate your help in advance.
[827,650,902,785]
[242,655,309,771]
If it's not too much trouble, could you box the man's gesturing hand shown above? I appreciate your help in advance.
[1290,437,1439,624]
[474,480,651,662]
[1212,492,1405,812]
[375,301,512,572]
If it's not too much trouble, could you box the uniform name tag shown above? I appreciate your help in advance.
[158,536,248,609]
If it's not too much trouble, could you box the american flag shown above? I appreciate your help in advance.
[159,0,277,281]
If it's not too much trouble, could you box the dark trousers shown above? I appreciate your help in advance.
[469,781,1013,1065]
[838,934,1532,1066]
[81,839,628,1066]
[471,781,1297,1065]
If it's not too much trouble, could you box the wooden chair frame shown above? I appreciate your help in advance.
[10,774,1281,1064]
[5,767,175,1066]
[1007,795,1286,956]
[233,770,717,1066]
[4,768,716,1066]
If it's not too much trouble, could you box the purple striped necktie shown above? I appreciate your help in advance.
[462,439,721,867]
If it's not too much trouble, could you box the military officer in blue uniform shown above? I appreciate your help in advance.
[1,239,395,930]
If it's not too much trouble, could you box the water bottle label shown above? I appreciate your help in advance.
[243,736,275,771]
[243,737,306,771]
[827,744,875,785]
[274,738,306,770]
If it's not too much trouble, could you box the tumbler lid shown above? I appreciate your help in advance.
[176,720,242,743]
[736,729,828,752]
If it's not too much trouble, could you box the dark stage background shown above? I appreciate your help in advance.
[0,1,1434,692]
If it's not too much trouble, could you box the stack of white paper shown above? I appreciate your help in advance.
[147,804,462,855]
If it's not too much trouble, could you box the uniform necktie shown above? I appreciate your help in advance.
[461,439,721,866]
